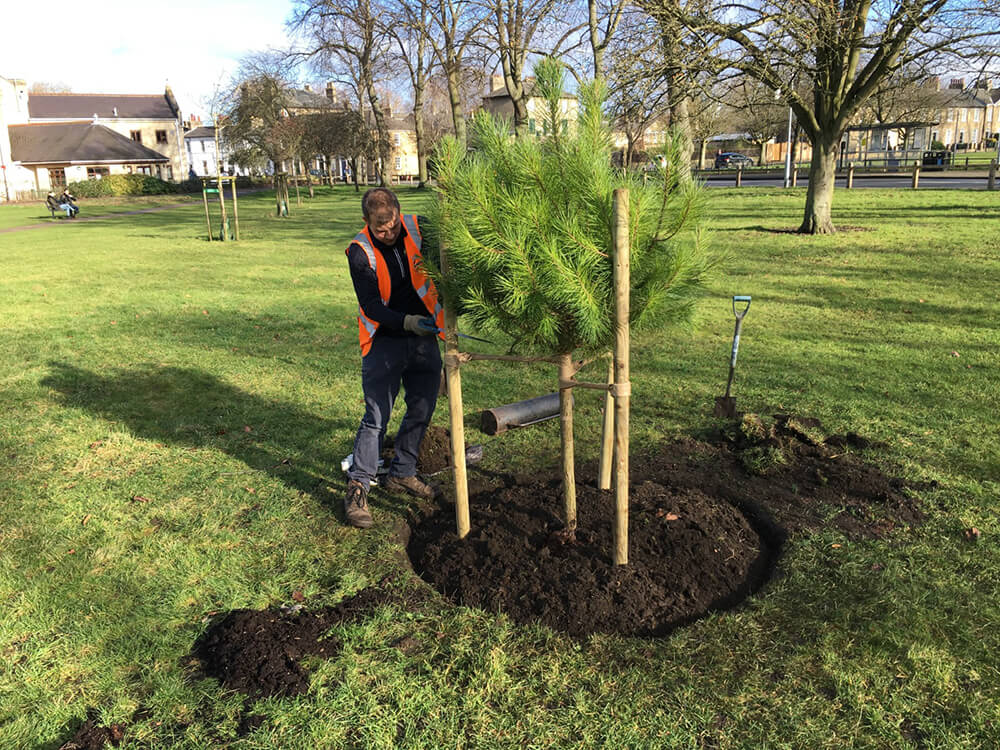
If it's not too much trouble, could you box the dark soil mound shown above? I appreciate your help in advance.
[408,478,778,637]
[383,424,452,475]
[192,582,412,698]
[58,710,125,750]
[408,413,926,637]
[647,413,927,539]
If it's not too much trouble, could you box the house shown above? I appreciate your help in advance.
[184,126,250,178]
[481,74,578,136]
[0,75,189,200]
[843,78,997,159]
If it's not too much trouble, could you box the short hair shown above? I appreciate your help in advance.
[362,188,400,221]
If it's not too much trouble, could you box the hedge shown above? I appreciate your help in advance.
[66,174,180,197]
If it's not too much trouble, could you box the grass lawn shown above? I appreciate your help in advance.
[0,194,199,231]
[1,185,998,748]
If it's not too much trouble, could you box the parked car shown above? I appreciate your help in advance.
[715,152,754,168]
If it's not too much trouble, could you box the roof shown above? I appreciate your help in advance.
[9,122,170,164]
[483,78,576,101]
[287,88,334,110]
[28,92,179,120]
[184,126,216,139]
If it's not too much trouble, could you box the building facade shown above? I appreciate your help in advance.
[0,76,189,200]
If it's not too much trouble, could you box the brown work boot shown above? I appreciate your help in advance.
[381,474,439,500]
[344,480,373,528]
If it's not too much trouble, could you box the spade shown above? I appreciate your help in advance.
[714,295,752,418]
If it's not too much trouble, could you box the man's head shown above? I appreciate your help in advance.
[362,188,402,244]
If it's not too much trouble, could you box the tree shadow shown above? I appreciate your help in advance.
[40,361,356,509]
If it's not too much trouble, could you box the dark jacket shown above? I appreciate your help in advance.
[346,217,430,336]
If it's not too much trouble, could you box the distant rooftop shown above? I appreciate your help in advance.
[28,92,179,120]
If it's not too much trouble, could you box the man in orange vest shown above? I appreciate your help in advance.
[343,187,445,528]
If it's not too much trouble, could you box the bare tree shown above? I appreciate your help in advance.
[726,78,789,166]
[290,0,396,185]
[402,0,489,148]
[483,0,580,137]
[650,0,1000,233]
[222,54,299,175]
[586,0,626,81]
[384,0,437,185]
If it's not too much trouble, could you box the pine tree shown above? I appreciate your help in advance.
[429,57,715,551]
[428,57,713,356]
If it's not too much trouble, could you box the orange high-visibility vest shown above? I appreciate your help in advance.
[348,214,445,356]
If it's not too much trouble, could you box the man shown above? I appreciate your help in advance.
[343,187,444,528]
[59,188,79,218]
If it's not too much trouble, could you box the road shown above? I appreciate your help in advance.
[699,172,995,190]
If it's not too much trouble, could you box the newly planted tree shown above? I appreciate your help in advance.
[429,57,713,561]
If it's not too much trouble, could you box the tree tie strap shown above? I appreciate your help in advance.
[609,382,631,398]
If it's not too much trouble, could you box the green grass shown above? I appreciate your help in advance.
[0,194,199,230]
[1,185,998,748]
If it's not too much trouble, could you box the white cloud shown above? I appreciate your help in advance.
[0,0,294,118]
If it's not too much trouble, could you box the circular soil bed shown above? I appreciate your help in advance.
[408,413,926,638]
[408,478,778,637]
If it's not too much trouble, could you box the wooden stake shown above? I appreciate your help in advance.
[612,188,631,566]
[230,177,240,241]
[912,164,920,189]
[558,352,577,532]
[441,245,470,539]
[598,357,614,490]
[217,177,228,241]
[202,183,212,241]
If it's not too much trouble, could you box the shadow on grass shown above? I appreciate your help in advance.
[41,361,357,513]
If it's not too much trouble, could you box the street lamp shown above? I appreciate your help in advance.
[775,89,795,188]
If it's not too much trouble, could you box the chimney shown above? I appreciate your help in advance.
[949,77,964,90]
[92,113,99,122]
[923,76,940,90]
[326,82,336,103]
[304,83,312,92]
[491,74,505,94]
[112,106,118,117]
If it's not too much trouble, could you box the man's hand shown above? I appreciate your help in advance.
[404,315,437,335]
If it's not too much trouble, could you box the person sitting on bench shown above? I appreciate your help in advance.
[59,188,79,218]
[46,192,63,217]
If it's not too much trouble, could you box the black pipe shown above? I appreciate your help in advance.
[480,393,561,435]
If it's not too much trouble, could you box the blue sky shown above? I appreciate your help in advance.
[1,0,295,118]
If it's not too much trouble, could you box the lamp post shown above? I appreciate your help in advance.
[783,105,794,188]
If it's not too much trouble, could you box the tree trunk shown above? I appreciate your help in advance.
[670,96,693,181]
[414,98,428,187]
[445,59,467,149]
[799,136,838,234]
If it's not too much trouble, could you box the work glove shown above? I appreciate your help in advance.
[404,315,437,336]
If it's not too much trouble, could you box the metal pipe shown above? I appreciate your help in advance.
[480,393,560,435]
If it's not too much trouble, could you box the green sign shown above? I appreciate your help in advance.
[204,188,220,194]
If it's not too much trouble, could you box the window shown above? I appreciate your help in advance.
[166,166,173,180]
[528,118,536,135]
[201,141,206,152]
[156,166,162,179]
[156,130,168,144]
[393,132,401,146]
[87,167,110,180]
[130,130,142,143]
[137,165,152,175]
[973,109,980,121]
[959,109,967,122]
[958,131,965,143]
[394,156,402,170]
[48,168,66,190]
[202,161,208,173]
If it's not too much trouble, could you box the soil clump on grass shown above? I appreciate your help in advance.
[407,413,925,637]
[383,424,452,475]
[191,580,419,698]
[57,710,126,750]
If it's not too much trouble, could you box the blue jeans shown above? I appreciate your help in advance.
[348,334,441,485]
[60,203,77,217]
